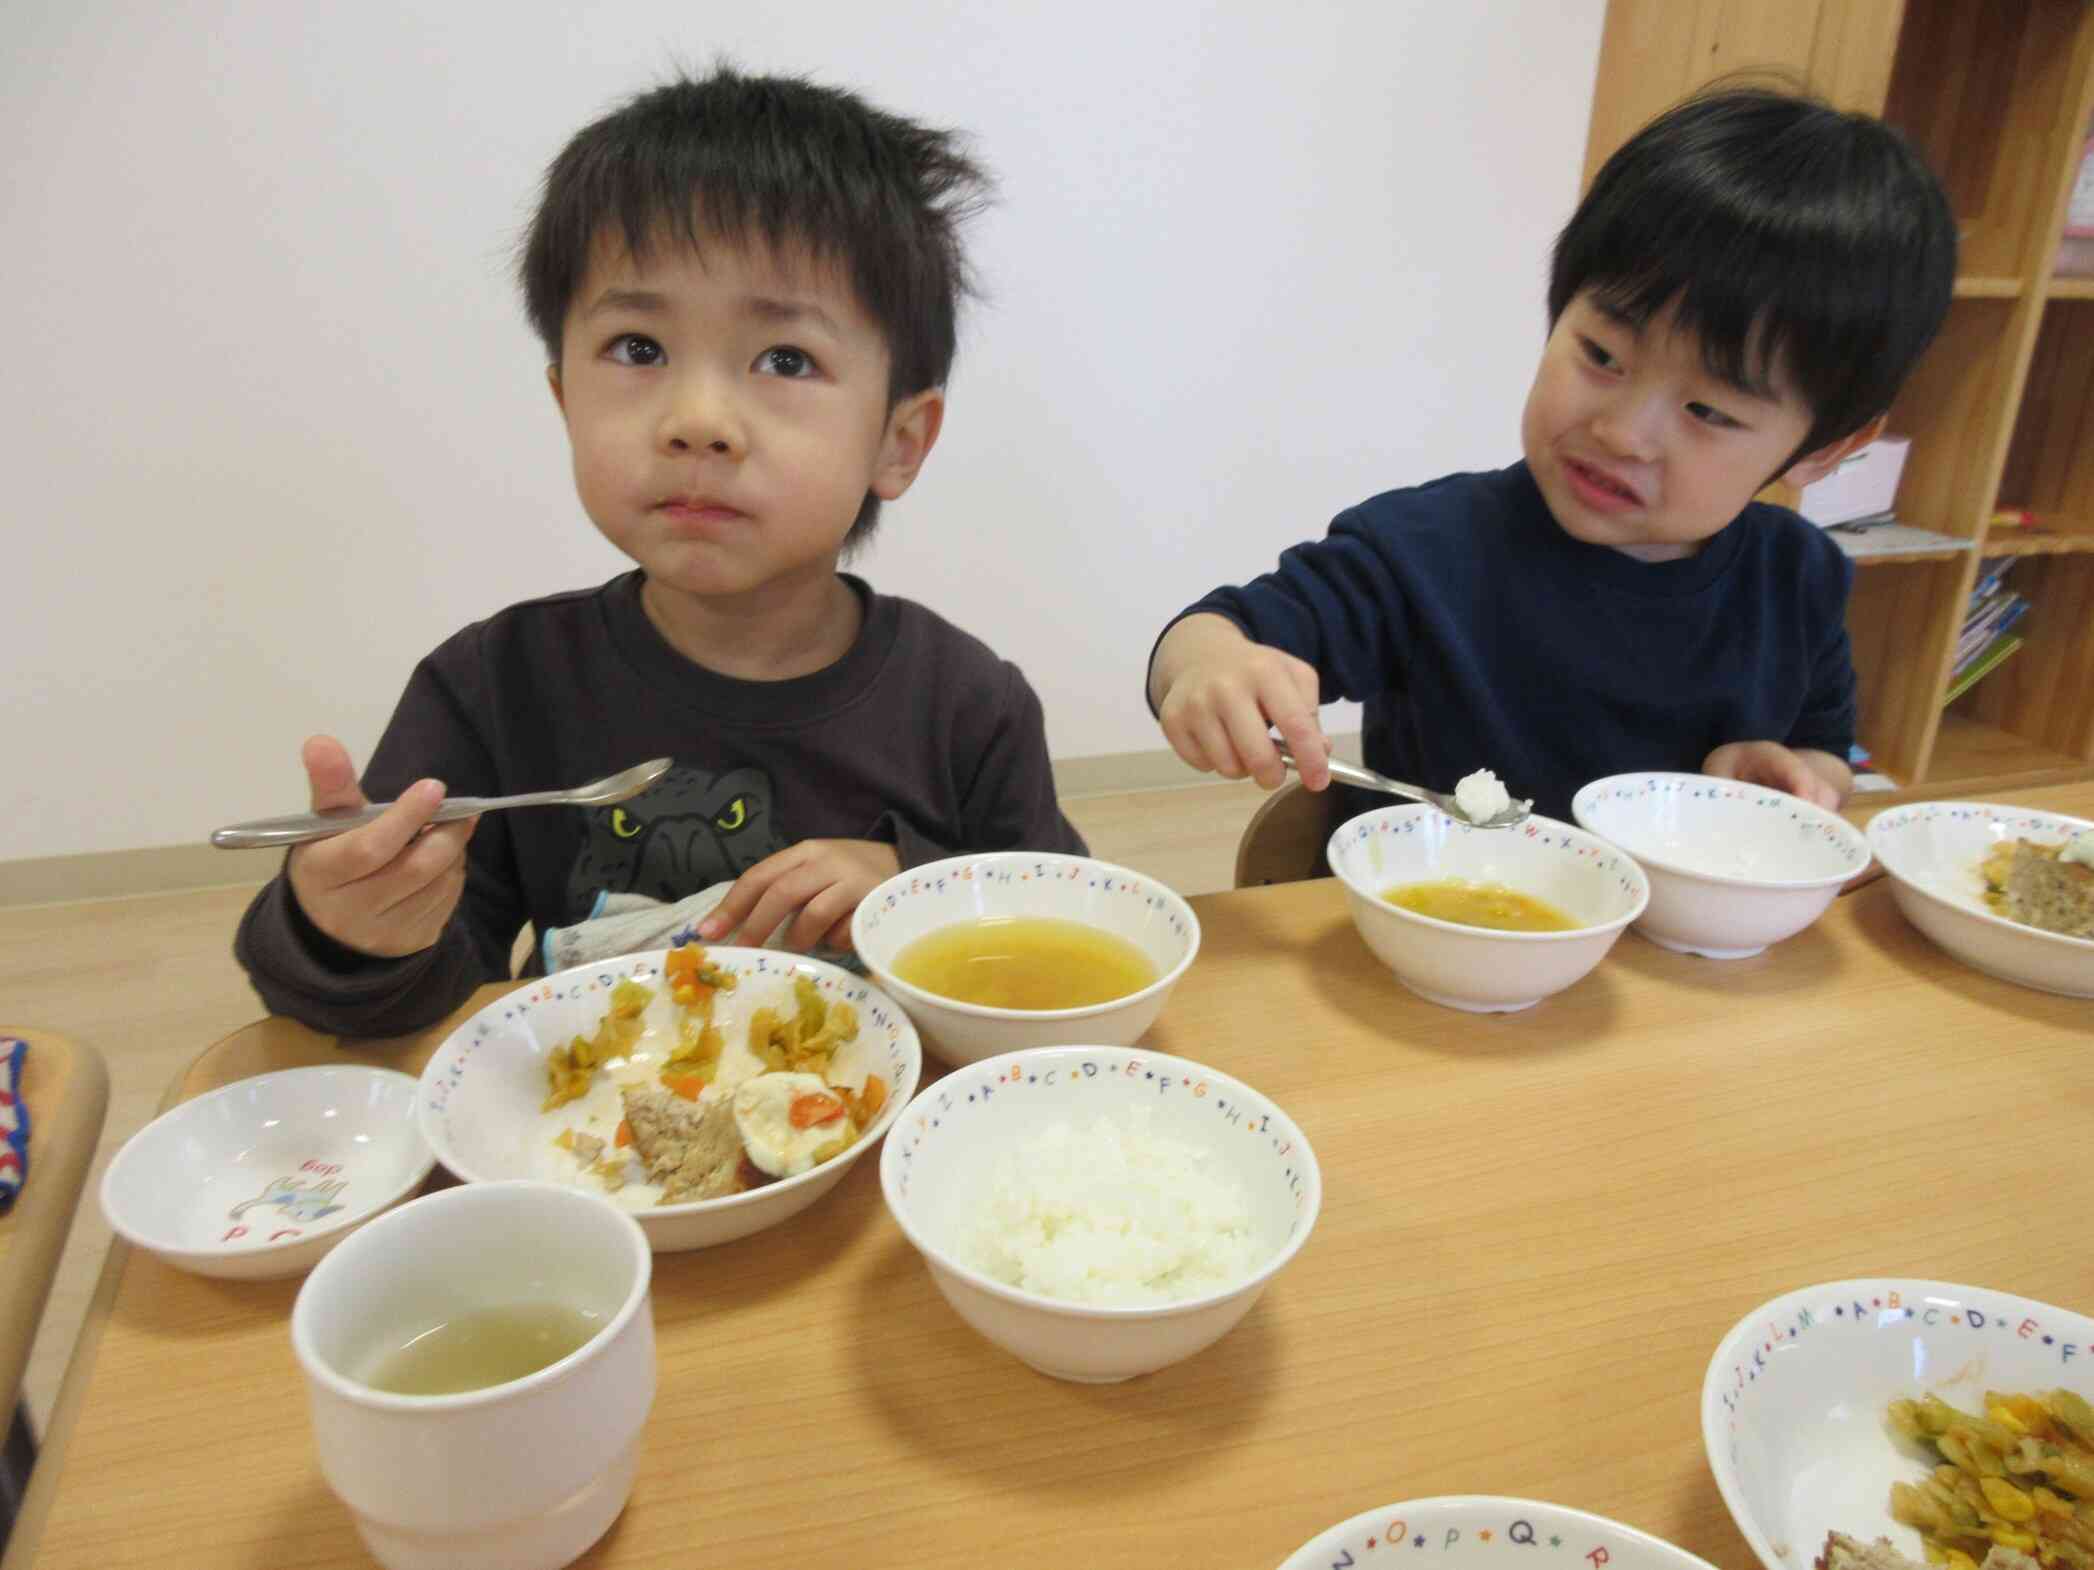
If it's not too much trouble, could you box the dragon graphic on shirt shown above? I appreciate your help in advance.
[563,764,783,918]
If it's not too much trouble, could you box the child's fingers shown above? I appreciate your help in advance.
[781,877,858,953]
[301,735,368,813]
[695,853,787,941]
[370,817,475,911]
[1749,748,1839,809]
[375,853,469,948]
[1798,774,1843,810]
[288,803,469,957]
[1262,684,1330,791]
[1218,693,1289,790]
[301,780,450,889]
[1273,660,1331,789]
[736,862,834,953]
[698,849,824,946]
[1160,702,1231,778]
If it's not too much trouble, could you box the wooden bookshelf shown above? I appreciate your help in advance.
[1980,524,2094,558]
[1952,276,2025,299]
[1583,0,2094,804]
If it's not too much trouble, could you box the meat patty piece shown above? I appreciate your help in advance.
[619,1084,746,1202]
[1817,1533,2038,1570]
[2004,841,2094,938]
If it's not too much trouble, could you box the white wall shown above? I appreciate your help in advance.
[2,1,1603,864]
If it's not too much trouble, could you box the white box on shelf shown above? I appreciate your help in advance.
[1796,435,1912,526]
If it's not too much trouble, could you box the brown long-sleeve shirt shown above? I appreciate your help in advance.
[235,572,1085,1036]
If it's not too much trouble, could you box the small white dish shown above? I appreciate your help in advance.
[100,1065,434,1280]
[416,947,921,1252]
[1701,1278,2094,1570]
[1278,1496,1718,1570]
[1325,805,1649,1011]
[1865,801,2094,997]
[851,853,1200,1067]
[879,1045,1319,1383]
[1573,773,1871,958]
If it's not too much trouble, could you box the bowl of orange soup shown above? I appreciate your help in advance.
[851,854,1200,1067]
[1326,805,1649,1011]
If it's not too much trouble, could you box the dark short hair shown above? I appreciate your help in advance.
[1549,86,1956,460]
[519,67,991,544]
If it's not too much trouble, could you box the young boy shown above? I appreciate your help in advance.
[237,68,1085,1036]
[1148,87,1956,824]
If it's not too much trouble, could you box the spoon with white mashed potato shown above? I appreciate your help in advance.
[1273,743,1531,829]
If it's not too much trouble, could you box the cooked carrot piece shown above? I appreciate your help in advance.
[789,1092,847,1128]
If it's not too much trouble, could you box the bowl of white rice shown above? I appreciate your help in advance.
[877,1045,1320,1384]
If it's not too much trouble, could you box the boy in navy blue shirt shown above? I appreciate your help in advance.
[1146,87,1956,822]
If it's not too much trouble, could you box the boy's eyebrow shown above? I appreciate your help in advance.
[1592,298,1643,332]
[1711,366,1779,403]
[580,288,843,338]
[740,295,842,336]
[585,287,669,317]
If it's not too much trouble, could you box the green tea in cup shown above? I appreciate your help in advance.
[361,1302,606,1396]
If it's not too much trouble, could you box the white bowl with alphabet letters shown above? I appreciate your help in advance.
[1701,1278,2094,1570]
[1279,1495,1717,1570]
[879,1045,1319,1384]
[1327,805,1650,1011]
[100,1065,435,1280]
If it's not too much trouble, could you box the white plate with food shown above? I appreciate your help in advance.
[1277,1496,1716,1570]
[1865,803,2093,997]
[1701,1277,2094,1570]
[416,945,921,1251]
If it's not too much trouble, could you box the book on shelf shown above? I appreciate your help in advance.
[1970,555,2017,601]
[1946,557,2030,703]
[1943,635,2025,707]
[1953,593,2028,670]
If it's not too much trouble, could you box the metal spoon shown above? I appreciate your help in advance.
[210,757,674,849]
[1274,743,1532,829]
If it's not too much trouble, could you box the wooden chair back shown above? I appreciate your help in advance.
[1232,780,1343,888]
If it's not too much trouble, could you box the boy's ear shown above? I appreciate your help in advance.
[1780,412,1889,490]
[871,388,945,501]
[546,363,565,415]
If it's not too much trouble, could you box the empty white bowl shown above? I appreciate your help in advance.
[1701,1278,2094,1570]
[1325,805,1650,1011]
[101,1065,434,1280]
[850,853,1200,1067]
[1573,773,1872,958]
[1865,801,2093,997]
[1280,1496,1717,1570]
[417,947,921,1251]
[878,1045,1319,1383]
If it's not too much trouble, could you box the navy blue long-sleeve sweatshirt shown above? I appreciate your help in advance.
[1164,462,1857,822]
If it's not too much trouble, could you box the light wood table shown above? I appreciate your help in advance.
[13,785,2093,1570]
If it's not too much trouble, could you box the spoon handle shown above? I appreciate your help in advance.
[1273,744,1441,810]
[1320,757,1441,806]
[211,794,499,849]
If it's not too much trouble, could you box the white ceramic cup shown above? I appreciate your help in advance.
[290,1181,654,1570]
